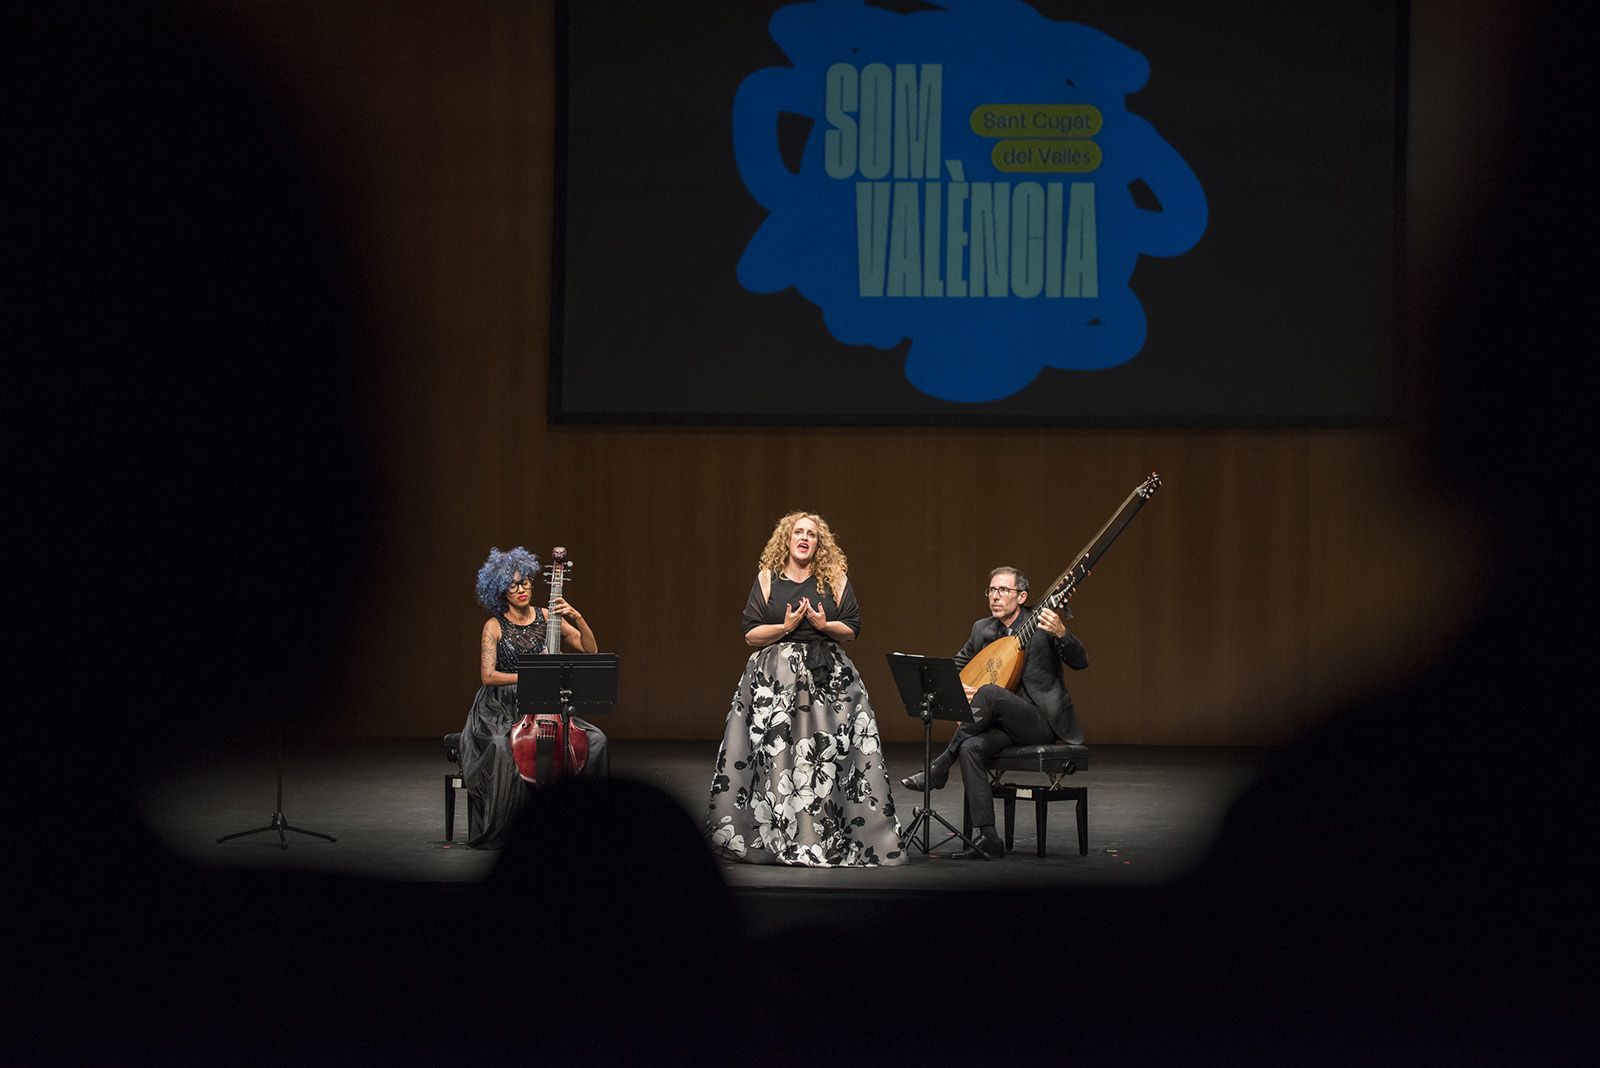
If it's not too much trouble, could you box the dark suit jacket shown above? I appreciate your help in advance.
[953,615,1089,743]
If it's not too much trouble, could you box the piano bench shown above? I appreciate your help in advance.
[962,743,1089,857]
[443,732,479,842]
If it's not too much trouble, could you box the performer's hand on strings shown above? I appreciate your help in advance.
[551,596,581,622]
[1040,607,1068,638]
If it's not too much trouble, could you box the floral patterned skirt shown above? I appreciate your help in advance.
[706,641,904,866]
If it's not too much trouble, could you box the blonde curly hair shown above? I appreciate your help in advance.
[757,511,848,602]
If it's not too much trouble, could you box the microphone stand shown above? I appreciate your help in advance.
[216,728,336,850]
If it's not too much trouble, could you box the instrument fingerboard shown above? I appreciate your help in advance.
[545,546,570,654]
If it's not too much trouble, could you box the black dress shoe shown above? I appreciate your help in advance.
[946,831,1004,859]
[900,766,949,791]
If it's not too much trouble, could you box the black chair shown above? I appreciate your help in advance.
[962,743,1089,856]
[443,732,478,842]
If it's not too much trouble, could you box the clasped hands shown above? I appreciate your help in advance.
[783,596,828,632]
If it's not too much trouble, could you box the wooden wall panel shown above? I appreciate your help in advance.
[220,2,1483,747]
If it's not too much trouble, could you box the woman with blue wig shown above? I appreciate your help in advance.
[459,546,605,847]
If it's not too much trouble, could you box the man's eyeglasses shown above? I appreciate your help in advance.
[986,586,1021,597]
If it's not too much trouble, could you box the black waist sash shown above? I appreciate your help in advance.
[787,635,834,675]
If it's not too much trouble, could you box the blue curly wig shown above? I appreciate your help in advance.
[475,546,541,615]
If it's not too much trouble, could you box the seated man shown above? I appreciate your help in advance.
[901,566,1088,858]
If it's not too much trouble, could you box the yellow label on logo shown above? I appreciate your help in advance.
[970,104,1103,139]
[991,139,1102,173]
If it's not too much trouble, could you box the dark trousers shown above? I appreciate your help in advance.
[939,684,1055,830]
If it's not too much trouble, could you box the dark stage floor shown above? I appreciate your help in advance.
[80,740,1598,1060]
[141,739,1266,894]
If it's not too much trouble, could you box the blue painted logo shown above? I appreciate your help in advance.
[733,0,1207,402]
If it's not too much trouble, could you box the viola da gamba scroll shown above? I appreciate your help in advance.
[958,473,1162,692]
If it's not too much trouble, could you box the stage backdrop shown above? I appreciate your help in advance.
[552,0,1400,425]
[215,0,1480,748]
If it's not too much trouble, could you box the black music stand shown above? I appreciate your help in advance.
[886,653,978,856]
[517,653,618,782]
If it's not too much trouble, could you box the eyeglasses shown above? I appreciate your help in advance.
[507,577,533,591]
[986,586,1021,597]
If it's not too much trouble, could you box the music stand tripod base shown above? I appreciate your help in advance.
[217,813,336,850]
